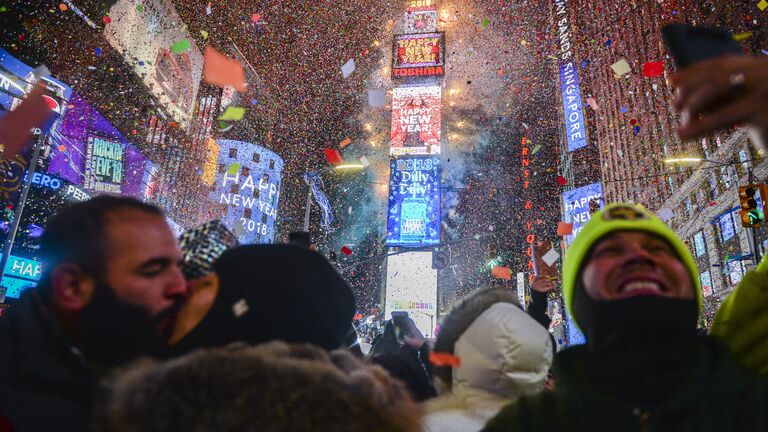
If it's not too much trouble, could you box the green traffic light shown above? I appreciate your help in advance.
[749,209,764,224]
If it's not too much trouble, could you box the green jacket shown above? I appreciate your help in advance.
[482,338,768,432]
[711,254,768,375]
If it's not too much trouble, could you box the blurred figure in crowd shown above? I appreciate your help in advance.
[369,316,437,402]
[170,244,355,354]
[484,204,768,431]
[423,287,552,432]
[168,220,238,346]
[97,342,423,432]
[0,196,187,432]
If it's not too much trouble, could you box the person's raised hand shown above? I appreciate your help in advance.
[531,275,557,293]
[671,55,768,146]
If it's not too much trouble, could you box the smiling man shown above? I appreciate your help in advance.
[0,196,188,432]
[484,203,768,432]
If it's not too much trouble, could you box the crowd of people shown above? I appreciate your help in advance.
[1,43,768,432]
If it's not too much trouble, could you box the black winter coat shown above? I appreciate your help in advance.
[0,291,96,432]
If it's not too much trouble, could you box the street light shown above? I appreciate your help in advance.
[333,163,366,171]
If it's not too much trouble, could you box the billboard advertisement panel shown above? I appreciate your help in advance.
[83,136,124,193]
[555,0,587,152]
[562,182,603,246]
[559,63,587,151]
[389,86,441,156]
[392,32,445,79]
[386,155,441,247]
[404,9,438,34]
[49,92,149,197]
[385,251,438,338]
[0,173,90,299]
[208,140,283,244]
[104,0,204,128]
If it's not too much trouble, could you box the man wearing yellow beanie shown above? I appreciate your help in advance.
[484,204,768,431]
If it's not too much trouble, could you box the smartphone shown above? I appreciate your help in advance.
[531,241,559,281]
[662,24,742,69]
[391,311,410,344]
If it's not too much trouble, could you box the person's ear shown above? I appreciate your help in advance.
[50,263,97,312]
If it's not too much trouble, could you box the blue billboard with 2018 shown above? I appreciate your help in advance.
[386,155,440,247]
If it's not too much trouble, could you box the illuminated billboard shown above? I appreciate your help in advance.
[104,0,204,128]
[386,155,441,246]
[50,92,150,198]
[1,173,90,299]
[389,86,441,156]
[562,182,603,245]
[404,9,437,33]
[385,251,438,338]
[84,136,124,193]
[555,0,587,151]
[208,140,283,244]
[392,32,445,79]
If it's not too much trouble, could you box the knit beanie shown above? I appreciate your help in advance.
[562,203,702,329]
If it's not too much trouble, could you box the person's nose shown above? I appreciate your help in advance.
[165,266,189,300]
[623,243,656,268]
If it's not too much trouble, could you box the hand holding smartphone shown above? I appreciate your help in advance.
[663,24,768,153]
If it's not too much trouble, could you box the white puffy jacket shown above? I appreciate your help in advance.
[422,302,552,432]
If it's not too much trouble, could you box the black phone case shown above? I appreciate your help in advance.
[662,24,742,69]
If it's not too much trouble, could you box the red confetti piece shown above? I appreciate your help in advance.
[557,222,574,236]
[323,148,343,165]
[642,61,664,78]
[103,15,111,24]
[429,352,462,367]
[251,13,260,23]
[556,176,567,185]
[341,246,352,256]
[491,266,512,280]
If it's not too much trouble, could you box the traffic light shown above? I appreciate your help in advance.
[739,184,764,227]
[487,244,500,268]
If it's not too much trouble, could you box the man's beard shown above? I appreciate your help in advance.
[77,282,169,370]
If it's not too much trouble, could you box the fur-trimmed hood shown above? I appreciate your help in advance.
[423,288,552,432]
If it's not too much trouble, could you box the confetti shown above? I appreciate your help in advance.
[641,61,664,78]
[0,85,55,159]
[135,4,144,12]
[323,149,343,165]
[491,265,512,280]
[610,59,631,77]
[58,3,68,11]
[429,352,461,367]
[557,222,573,236]
[218,106,246,121]
[359,156,370,168]
[341,59,356,78]
[367,89,386,108]
[339,138,352,148]
[341,246,353,256]
[171,39,192,54]
[203,47,247,92]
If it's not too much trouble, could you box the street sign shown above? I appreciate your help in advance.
[432,251,449,269]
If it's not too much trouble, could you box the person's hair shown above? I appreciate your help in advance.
[97,342,423,432]
[432,287,521,390]
[37,196,163,302]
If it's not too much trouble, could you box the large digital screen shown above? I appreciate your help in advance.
[0,172,91,299]
[386,155,441,246]
[104,0,204,128]
[49,92,149,197]
[562,182,603,246]
[84,136,124,193]
[385,251,438,338]
[389,86,441,156]
[404,9,437,33]
[392,32,445,79]
[208,140,283,244]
